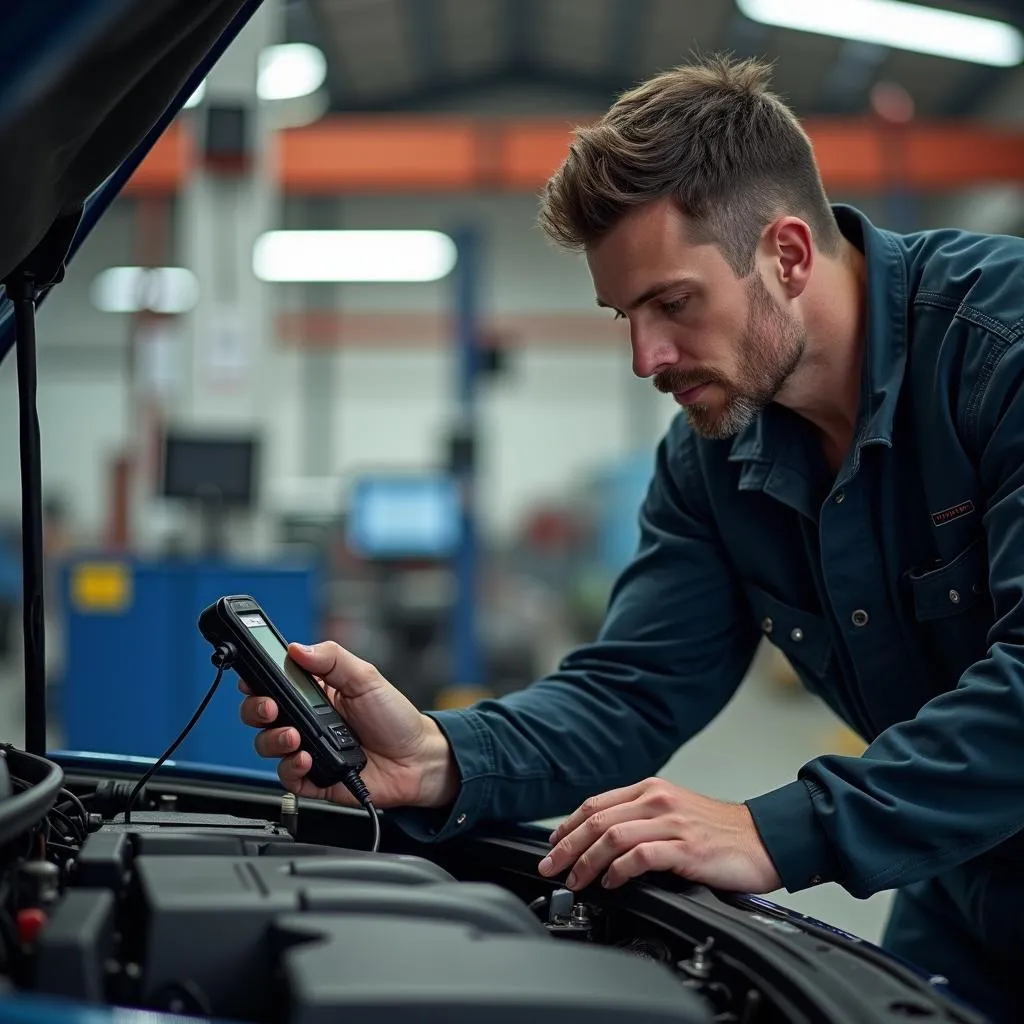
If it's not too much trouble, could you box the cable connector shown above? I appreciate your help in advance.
[342,769,371,807]
[342,769,380,853]
[94,779,142,818]
[211,642,236,670]
[280,792,298,838]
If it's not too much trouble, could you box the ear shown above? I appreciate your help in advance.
[763,217,812,299]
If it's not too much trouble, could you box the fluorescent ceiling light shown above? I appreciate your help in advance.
[253,231,458,283]
[182,79,206,109]
[91,267,200,314]
[257,43,327,101]
[736,0,1024,67]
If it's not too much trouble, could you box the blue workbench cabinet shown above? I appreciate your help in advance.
[61,557,317,773]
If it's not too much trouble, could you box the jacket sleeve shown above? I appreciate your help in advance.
[390,417,762,842]
[747,337,1024,899]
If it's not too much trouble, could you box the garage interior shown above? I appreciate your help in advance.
[1,0,1023,947]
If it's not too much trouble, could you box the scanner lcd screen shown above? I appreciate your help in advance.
[239,613,328,710]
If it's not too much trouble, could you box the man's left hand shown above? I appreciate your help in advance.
[538,778,782,893]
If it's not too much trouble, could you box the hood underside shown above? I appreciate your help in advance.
[0,0,259,359]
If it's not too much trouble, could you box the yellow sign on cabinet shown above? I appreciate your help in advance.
[70,562,132,613]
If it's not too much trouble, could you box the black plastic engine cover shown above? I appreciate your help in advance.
[275,914,713,1024]
[132,854,541,1020]
[33,889,117,1002]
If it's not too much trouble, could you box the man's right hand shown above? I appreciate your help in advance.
[238,641,460,810]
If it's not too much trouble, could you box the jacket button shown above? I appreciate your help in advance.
[809,874,823,885]
[833,490,845,505]
[948,589,960,604]
[790,627,804,642]
[456,813,466,826]
[851,609,869,627]
[761,617,774,635]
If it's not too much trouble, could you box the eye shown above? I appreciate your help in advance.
[661,296,688,316]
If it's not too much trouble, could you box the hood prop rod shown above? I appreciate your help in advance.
[8,271,46,755]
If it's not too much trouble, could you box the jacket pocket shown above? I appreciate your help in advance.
[743,583,833,679]
[906,535,988,621]
[905,536,993,687]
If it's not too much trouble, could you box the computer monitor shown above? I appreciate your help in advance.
[160,432,258,508]
[346,474,460,560]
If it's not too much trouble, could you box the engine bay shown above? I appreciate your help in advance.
[0,747,981,1024]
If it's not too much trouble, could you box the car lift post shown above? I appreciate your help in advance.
[450,225,483,697]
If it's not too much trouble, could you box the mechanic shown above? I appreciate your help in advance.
[239,55,1024,1022]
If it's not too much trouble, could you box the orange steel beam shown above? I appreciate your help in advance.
[123,122,192,194]
[122,116,1024,196]
[276,310,628,349]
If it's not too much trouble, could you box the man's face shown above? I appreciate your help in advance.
[586,198,807,440]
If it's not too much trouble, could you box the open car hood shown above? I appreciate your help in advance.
[0,0,263,362]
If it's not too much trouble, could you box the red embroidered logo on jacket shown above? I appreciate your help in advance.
[930,500,975,527]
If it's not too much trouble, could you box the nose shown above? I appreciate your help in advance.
[630,323,679,379]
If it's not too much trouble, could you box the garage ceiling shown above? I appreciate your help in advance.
[290,0,1024,118]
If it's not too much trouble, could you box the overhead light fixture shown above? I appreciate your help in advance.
[90,267,200,314]
[252,231,458,283]
[257,43,327,101]
[182,79,206,109]
[736,0,1024,67]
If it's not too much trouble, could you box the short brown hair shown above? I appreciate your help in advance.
[538,54,842,275]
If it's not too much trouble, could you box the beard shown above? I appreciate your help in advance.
[654,274,806,440]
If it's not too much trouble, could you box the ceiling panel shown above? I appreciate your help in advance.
[440,0,505,79]
[325,0,422,100]
[636,0,734,78]
[307,0,1024,117]
[536,0,616,78]
[876,49,993,118]
[764,30,849,114]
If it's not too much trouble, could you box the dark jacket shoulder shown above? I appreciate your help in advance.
[899,224,1024,342]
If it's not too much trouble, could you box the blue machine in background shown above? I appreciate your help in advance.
[61,557,317,773]
[592,451,656,577]
[346,474,461,561]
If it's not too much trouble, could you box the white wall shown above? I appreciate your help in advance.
[0,187,674,548]
[0,359,130,540]
[0,204,134,540]
[329,346,650,537]
[288,192,671,538]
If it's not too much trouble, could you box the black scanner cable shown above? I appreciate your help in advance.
[124,643,381,852]
[123,643,236,824]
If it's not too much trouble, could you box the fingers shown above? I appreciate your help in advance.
[239,694,278,728]
[252,725,301,759]
[277,749,312,789]
[275,751,359,807]
[286,641,385,698]
[239,693,298,758]
[547,779,650,846]
[541,788,659,880]
[543,816,677,891]
[603,840,685,890]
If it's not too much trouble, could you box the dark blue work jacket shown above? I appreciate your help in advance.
[395,205,1024,925]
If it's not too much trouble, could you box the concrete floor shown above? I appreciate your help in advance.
[0,639,894,944]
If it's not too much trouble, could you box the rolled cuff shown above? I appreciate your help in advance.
[745,778,837,893]
[386,708,493,843]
